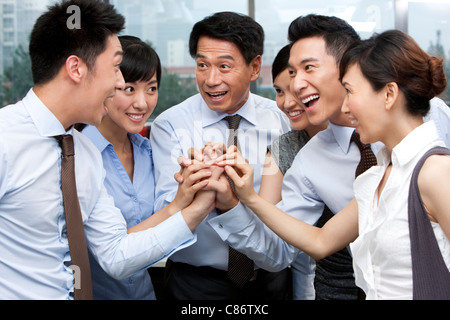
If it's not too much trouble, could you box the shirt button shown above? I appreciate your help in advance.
[219,223,223,229]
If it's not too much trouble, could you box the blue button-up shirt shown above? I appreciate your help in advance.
[82,126,156,300]
[0,89,195,299]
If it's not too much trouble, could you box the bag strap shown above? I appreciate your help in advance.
[408,146,450,300]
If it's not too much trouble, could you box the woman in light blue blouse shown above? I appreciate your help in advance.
[82,36,215,300]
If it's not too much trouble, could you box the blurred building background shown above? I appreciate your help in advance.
[1,0,449,110]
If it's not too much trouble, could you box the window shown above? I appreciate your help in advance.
[0,0,448,107]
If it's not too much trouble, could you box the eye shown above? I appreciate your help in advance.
[305,65,314,71]
[124,86,135,93]
[288,69,296,78]
[148,86,158,93]
[274,88,283,95]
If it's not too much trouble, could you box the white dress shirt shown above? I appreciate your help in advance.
[210,98,450,273]
[150,93,291,270]
[0,89,195,299]
[351,121,450,299]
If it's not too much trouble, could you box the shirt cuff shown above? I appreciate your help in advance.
[153,211,196,255]
[208,201,255,241]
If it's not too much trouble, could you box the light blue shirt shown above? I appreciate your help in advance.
[150,93,291,270]
[0,89,195,299]
[209,98,450,272]
[82,126,156,300]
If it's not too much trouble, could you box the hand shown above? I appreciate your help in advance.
[171,162,213,212]
[214,146,258,206]
[174,144,226,183]
[181,188,216,231]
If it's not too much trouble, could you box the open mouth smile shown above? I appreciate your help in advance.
[301,94,320,108]
[127,113,145,121]
[287,110,305,118]
[206,91,228,100]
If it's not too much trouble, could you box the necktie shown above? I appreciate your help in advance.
[351,131,378,178]
[54,135,93,300]
[223,115,255,288]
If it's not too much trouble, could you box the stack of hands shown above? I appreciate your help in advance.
[173,143,258,216]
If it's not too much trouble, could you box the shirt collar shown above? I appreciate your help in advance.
[329,122,355,154]
[24,89,68,137]
[391,121,439,167]
[201,92,257,128]
[82,125,151,153]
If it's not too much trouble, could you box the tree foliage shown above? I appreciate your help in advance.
[0,44,33,107]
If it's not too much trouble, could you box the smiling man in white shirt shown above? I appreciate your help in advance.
[0,0,213,300]
[150,11,291,300]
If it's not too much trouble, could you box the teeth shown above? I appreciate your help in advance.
[128,114,144,120]
[288,110,304,117]
[302,95,319,105]
[209,92,226,97]
[350,120,357,125]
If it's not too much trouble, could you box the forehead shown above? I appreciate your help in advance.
[98,35,123,62]
[289,36,334,65]
[342,63,363,83]
[196,36,244,60]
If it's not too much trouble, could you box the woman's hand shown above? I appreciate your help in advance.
[214,146,258,206]
[171,162,213,212]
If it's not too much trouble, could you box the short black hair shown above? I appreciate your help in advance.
[288,14,360,65]
[29,0,125,85]
[119,36,161,87]
[189,11,264,65]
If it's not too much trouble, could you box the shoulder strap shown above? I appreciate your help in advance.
[409,146,450,300]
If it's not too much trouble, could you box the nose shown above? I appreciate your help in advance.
[341,95,350,114]
[133,91,147,110]
[205,67,221,87]
[290,74,308,100]
[284,91,298,110]
[115,68,125,90]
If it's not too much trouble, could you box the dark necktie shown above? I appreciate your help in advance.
[351,131,378,177]
[54,135,93,300]
[223,115,255,288]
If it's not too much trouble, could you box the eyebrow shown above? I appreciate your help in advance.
[196,53,235,61]
[289,57,319,68]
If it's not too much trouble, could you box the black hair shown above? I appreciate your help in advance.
[288,14,360,65]
[189,11,264,65]
[29,0,125,85]
[119,36,161,87]
[272,44,291,82]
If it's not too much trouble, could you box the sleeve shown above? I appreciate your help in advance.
[428,98,450,148]
[85,182,196,280]
[149,117,184,212]
[0,138,8,199]
[208,152,326,272]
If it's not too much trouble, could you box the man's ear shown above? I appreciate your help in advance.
[65,55,86,83]
[384,82,399,111]
[250,55,262,82]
